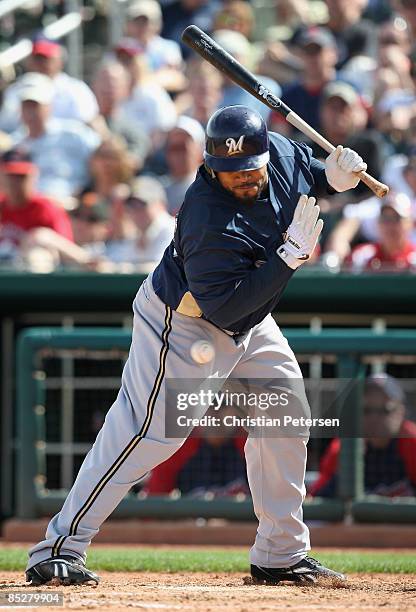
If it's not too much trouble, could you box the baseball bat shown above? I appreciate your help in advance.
[182,25,389,198]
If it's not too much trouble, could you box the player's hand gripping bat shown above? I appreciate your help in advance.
[182,25,389,198]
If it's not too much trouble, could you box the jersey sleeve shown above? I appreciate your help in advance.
[181,225,294,330]
[292,139,332,196]
[268,132,332,197]
[309,156,332,193]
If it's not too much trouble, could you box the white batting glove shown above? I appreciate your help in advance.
[325,145,367,192]
[277,194,324,270]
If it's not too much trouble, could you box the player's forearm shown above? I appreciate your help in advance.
[203,253,294,329]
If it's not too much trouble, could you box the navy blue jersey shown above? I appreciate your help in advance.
[152,132,330,334]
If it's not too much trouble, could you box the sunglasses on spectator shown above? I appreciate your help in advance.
[363,404,395,415]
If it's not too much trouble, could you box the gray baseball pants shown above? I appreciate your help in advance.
[27,274,310,570]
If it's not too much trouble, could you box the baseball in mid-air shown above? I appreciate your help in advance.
[190,340,215,364]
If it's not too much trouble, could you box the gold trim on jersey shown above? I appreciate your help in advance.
[176,291,202,317]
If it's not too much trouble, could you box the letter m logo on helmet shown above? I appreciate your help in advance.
[204,105,269,172]
[226,135,245,156]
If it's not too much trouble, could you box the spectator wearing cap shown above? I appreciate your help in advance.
[346,194,416,271]
[0,148,73,265]
[161,116,205,216]
[326,190,416,266]
[113,38,145,76]
[272,27,338,135]
[311,374,416,498]
[11,74,100,201]
[212,29,281,123]
[103,177,175,269]
[125,0,183,74]
[112,38,149,97]
[91,61,150,169]
[308,82,386,198]
[27,39,99,125]
[1,40,99,132]
[113,36,180,98]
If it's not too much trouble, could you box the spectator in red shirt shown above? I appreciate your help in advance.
[0,148,73,266]
[347,193,416,271]
[311,374,416,498]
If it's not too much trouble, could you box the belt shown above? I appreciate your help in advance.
[223,328,240,337]
[167,287,248,342]
[222,327,250,343]
[201,317,243,340]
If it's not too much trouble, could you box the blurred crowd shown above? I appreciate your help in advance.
[1,0,416,272]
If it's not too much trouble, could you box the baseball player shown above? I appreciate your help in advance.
[26,105,366,586]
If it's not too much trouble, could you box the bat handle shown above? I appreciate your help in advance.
[355,170,389,199]
[286,112,389,199]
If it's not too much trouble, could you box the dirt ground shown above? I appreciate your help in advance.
[1,571,416,611]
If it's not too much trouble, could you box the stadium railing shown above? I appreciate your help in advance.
[0,4,83,77]
[14,326,416,523]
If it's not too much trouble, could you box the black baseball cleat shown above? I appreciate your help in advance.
[26,555,100,586]
[251,556,346,584]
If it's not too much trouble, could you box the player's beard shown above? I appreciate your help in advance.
[229,174,269,203]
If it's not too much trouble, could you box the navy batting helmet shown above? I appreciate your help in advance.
[204,105,269,172]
